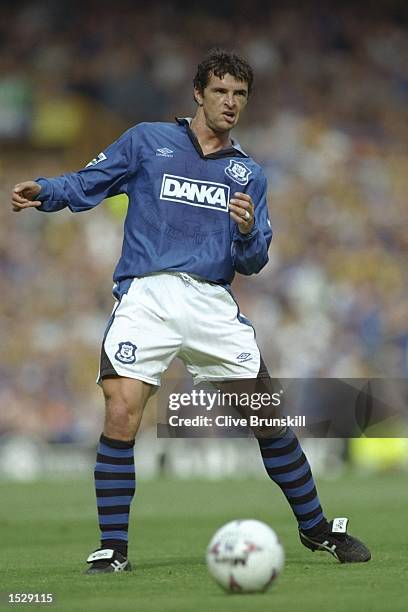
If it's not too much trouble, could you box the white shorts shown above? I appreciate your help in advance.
[98,272,262,386]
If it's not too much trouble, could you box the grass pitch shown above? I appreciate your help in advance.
[1,471,407,611]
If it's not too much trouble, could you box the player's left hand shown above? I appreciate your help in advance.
[229,192,254,234]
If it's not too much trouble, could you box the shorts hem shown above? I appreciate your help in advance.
[193,373,260,384]
[97,372,161,387]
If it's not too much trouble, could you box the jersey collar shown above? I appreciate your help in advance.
[175,117,248,159]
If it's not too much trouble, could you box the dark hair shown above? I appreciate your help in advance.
[193,48,254,97]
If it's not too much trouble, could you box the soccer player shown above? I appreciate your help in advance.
[11,49,370,572]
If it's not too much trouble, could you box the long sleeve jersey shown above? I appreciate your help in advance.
[36,118,272,290]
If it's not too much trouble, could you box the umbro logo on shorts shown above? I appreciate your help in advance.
[160,174,230,212]
[115,341,137,364]
[237,352,252,363]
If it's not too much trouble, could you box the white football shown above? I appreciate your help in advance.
[206,519,285,593]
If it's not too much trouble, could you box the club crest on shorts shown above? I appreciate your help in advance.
[225,160,252,185]
[115,341,137,364]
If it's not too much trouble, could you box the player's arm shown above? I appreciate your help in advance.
[229,172,272,275]
[11,127,138,214]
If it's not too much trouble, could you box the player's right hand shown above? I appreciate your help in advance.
[11,181,42,212]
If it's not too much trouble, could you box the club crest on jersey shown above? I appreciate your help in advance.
[160,174,229,212]
[225,160,252,185]
[115,341,137,364]
[86,152,107,167]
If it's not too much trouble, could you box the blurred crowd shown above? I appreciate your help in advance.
[0,0,407,442]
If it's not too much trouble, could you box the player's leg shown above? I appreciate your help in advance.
[86,376,153,574]
[86,275,183,574]
[182,281,370,563]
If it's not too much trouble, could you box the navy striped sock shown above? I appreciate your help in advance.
[95,434,136,557]
[258,429,328,533]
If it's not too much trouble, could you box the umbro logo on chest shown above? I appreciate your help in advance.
[156,148,174,157]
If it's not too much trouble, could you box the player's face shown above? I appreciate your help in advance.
[195,73,249,133]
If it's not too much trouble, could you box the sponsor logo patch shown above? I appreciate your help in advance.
[225,160,252,185]
[86,152,107,167]
[160,174,229,212]
[115,341,137,364]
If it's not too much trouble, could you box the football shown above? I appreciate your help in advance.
[206,519,285,593]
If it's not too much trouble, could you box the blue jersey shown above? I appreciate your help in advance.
[36,118,272,290]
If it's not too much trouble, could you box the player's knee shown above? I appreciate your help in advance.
[103,387,140,430]
[105,394,135,418]
[106,403,132,428]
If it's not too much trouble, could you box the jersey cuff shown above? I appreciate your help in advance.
[34,178,67,212]
[35,178,55,211]
[35,178,53,202]
[234,224,260,242]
